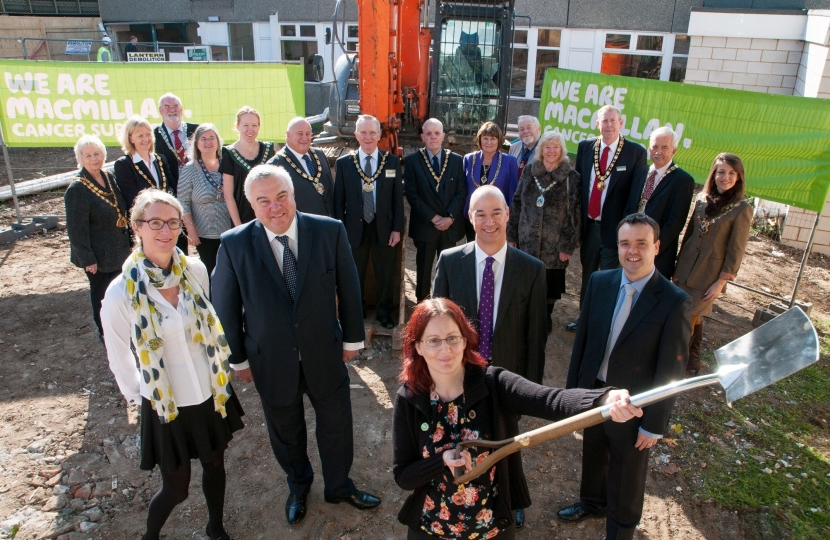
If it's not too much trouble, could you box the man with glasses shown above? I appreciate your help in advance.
[333,115,404,328]
[432,185,547,529]
[153,93,198,185]
[509,115,542,179]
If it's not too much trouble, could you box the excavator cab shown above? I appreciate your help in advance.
[430,1,513,144]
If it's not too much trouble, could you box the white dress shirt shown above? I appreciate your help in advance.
[100,258,213,407]
[474,241,508,322]
[133,152,159,187]
[164,122,191,160]
[647,161,673,191]
[587,137,619,220]
[357,147,380,206]
[262,215,364,353]
[287,145,313,175]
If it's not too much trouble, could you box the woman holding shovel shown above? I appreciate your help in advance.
[392,298,642,539]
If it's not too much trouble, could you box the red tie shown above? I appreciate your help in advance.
[172,129,188,165]
[642,169,658,202]
[588,146,610,219]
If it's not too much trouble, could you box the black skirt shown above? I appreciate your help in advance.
[140,389,245,473]
[546,268,566,301]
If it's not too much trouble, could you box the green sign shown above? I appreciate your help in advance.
[538,68,830,213]
[187,48,208,62]
[0,60,305,148]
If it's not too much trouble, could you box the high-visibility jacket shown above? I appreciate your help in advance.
[97,46,111,62]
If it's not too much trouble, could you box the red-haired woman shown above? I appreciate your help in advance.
[392,298,642,539]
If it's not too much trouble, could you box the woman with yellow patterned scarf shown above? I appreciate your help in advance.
[101,189,243,540]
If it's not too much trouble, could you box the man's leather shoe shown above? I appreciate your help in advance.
[515,508,525,529]
[566,321,578,332]
[285,493,307,525]
[377,315,394,329]
[557,502,604,523]
[325,490,381,510]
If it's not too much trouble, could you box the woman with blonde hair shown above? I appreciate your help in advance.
[673,153,753,375]
[177,123,233,276]
[507,131,581,333]
[113,115,176,212]
[220,106,275,225]
[101,189,244,540]
[65,134,131,340]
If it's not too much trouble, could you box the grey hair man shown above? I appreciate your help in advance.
[154,92,198,182]
[509,115,542,178]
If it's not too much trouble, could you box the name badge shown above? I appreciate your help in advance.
[385,169,396,178]
[616,166,626,171]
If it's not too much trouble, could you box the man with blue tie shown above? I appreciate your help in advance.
[403,118,467,301]
[508,115,542,180]
[212,165,381,526]
[558,213,691,540]
[268,117,335,217]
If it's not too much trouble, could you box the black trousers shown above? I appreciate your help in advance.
[86,269,120,339]
[195,237,222,279]
[464,218,476,242]
[259,364,356,500]
[579,221,620,305]
[580,423,650,540]
[414,234,457,302]
[353,223,395,318]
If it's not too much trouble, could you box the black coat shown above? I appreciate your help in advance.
[153,123,198,185]
[113,153,176,215]
[432,243,547,383]
[403,148,467,243]
[575,137,646,249]
[624,163,696,278]
[566,269,691,438]
[333,151,404,248]
[267,147,334,217]
[211,213,365,408]
[393,365,606,530]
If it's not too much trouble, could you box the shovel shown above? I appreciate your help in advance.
[452,307,819,485]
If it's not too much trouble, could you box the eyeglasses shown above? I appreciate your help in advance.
[136,218,183,230]
[420,335,465,349]
[198,136,218,143]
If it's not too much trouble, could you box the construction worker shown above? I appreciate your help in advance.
[97,37,112,62]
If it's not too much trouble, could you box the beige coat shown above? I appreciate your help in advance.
[674,198,753,316]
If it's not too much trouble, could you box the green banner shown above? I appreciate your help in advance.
[538,68,830,212]
[0,60,305,149]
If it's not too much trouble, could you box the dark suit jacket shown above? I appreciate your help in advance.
[566,268,691,438]
[211,212,365,408]
[403,148,467,243]
[575,137,646,248]
[153,123,198,184]
[267,147,334,217]
[113,153,176,214]
[624,163,696,277]
[432,242,547,384]
[333,150,405,248]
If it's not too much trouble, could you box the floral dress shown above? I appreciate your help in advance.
[419,391,500,539]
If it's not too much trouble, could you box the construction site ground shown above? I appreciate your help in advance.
[1,159,829,539]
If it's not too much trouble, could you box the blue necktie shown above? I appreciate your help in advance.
[302,153,317,177]
[431,154,440,173]
[276,235,298,303]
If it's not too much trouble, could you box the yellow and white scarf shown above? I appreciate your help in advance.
[122,248,233,423]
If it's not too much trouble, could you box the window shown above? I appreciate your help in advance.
[670,35,690,82]
[601,32,663,80]
[228,23,254,61]
[282,40,319,80]
[534,29,561,98]
[510,29,528,97]
[300,25,316,37]
[346,25,358,52]
[281,25,296,37]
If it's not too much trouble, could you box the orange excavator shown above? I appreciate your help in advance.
[321,0,516,155]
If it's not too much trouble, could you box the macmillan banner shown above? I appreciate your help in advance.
[538,68,830,213]
[0,60,305,148]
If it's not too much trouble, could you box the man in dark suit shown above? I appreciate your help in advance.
[508,115,541,180]
[624,127,695,278]
[334,115,404,328]
[153,93,198,185]
[267,117,334,217]
[212,165,381,525]
[566,105,647,332]
[432,185,547,529]
[558,214,691,540]
[403,118,467,302]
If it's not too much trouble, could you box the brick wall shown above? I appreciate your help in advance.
[684,36,803,93]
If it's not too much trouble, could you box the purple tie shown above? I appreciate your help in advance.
[478,257,495,361]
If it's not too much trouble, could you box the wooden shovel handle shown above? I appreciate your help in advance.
[452,407,607,484]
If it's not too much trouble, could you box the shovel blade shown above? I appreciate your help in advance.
[715,307,819,403]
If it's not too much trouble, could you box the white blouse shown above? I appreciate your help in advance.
[100,257,214,407]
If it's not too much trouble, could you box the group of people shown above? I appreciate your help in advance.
[62,97,755,540]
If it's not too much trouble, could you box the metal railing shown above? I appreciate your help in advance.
[0,0,99,16]
[0,37,245,62]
